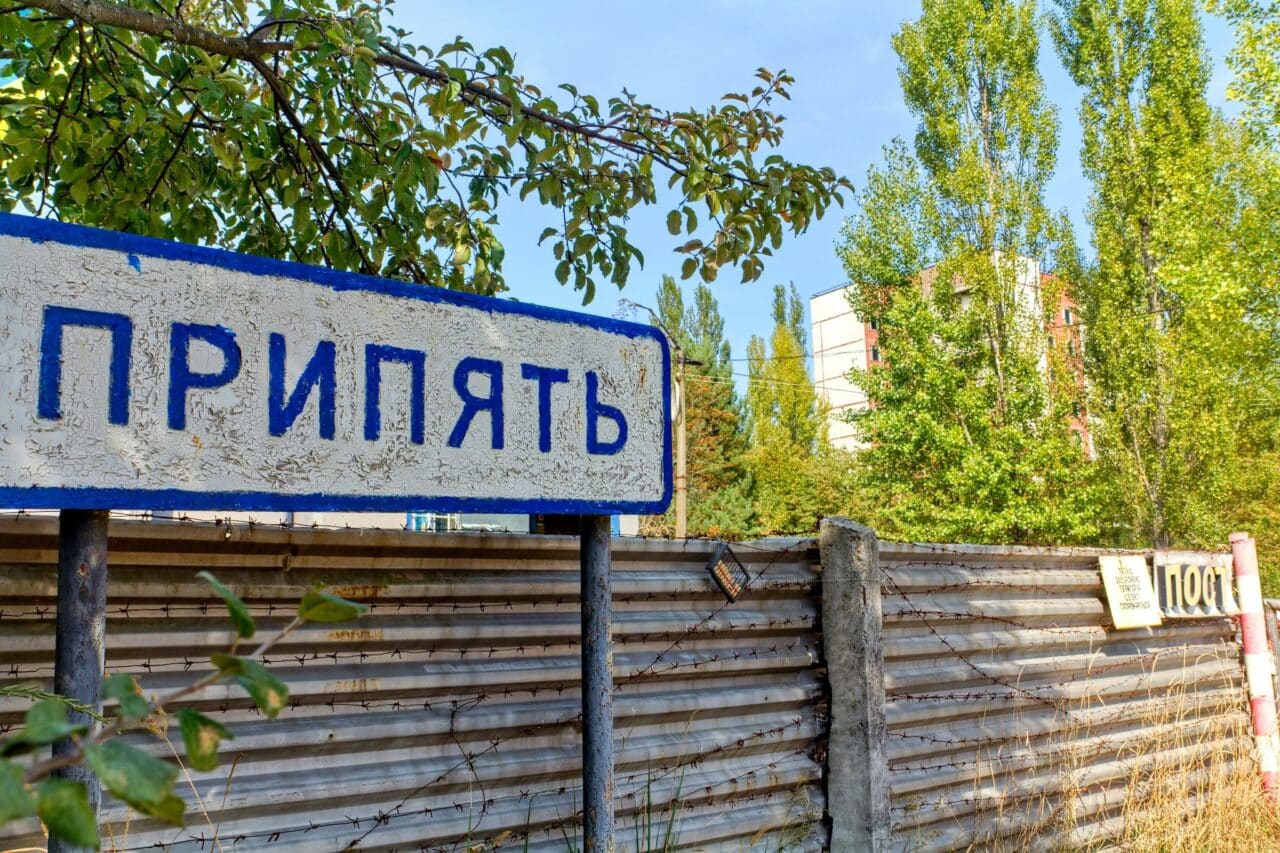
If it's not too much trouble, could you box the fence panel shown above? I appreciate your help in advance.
[0,518,826,852]
[879,543,1248,852]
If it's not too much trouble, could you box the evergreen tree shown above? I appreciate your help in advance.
[837,0,1099,544]
[744,283,852,535]
[651,276,754,538]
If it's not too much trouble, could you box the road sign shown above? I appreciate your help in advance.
[0,214,672,514]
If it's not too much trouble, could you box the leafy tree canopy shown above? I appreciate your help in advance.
[838,0,1098,545]
[0,0,849,302]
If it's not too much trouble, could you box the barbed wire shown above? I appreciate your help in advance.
[0,524,1253,850]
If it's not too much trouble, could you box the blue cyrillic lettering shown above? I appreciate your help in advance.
[448,357,504,449]
[586,371,628,455]
[268,334,336,439]
[365,344,426,444]
[38,306,133,425]
[168,323,242,430]
[520,363,569,453]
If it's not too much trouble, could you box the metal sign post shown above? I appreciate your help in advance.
[0,213,674,848]
[580,515,614,850]
[50,509,109,853]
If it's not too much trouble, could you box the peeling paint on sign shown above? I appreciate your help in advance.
[0,214,673,514]
[1154,551,1239,619]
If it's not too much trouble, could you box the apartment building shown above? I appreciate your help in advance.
[811,258,1089,452]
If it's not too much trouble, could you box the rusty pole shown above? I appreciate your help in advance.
[580,514,614,851]
[50,509,110,853]
[674,358,687,540]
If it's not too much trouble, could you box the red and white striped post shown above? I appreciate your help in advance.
[1231,531,1280,796]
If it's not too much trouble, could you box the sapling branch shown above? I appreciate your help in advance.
[0,574,366,847]
[20,614,305,784]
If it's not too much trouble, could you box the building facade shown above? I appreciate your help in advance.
[811,258,1089,452]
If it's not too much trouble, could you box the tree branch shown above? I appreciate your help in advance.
[17,0,770,190]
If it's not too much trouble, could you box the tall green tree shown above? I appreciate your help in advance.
[1211,0,1280,145]
[0,0,848,303]
[1181,1,1280,588]
[1052,0,1278,550]
[651,275,755,538]
[744,283,854,535]
[837,0,1098,544]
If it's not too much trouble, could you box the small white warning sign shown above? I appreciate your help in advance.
[1099,555,1163,630]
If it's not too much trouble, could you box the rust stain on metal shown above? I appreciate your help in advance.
[326,628,383,642]
[328,678,382,693]
[332,584,388,600]
[0,521,826,852]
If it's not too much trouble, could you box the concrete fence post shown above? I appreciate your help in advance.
[820,518,890,852]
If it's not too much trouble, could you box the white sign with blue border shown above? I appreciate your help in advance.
[0,214,672,514]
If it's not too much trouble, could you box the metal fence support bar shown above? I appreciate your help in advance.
[50,508,110,853]
[1265,599,1280,711]
[819,517,889,852]
[580,514,615,852]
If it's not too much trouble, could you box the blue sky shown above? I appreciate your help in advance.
[4,3,1234,365]
[402,1,1237,368]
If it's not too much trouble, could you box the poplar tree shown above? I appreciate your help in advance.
[1052,0,1279,550]
[744,283,854,535]
[837,0,1098,544]
[651,275,754,539]
[1133,0,1280,587]
[1211,0,1280,145]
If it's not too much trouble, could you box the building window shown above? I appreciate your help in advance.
[1072,402,1082,417]
[870,346,881,363]
[1063,307,1074,325]
[869,318,879,331]
[1067,339,1076,357]
[407,512,459,532]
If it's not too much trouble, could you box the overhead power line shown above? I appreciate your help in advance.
[727,305,1178,365]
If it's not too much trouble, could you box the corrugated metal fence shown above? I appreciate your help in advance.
[0,517,1259,852]
[879,542,1248,852]
[0,518,826,851]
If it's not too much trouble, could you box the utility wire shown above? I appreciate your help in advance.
[728,305,1181,364]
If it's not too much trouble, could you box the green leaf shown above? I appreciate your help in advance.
[177,709,232,772]
[210,654,289,719]
[37,779,98,849]
[666,209,681,235]
[298,588,368,623]
[196,570,255,639]
[0,760,36,822]
[101,674,149,722]
[84,740,181,823]
[0,699,89,757]
[147,793,187,824]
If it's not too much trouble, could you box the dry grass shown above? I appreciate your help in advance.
[928,656,1280,852]
[1111,724,1280,852]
